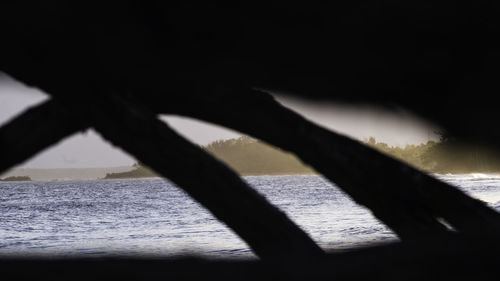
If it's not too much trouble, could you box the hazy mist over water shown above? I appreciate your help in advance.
[0,174,498,258]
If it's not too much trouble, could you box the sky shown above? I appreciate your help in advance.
[0,74,439,169]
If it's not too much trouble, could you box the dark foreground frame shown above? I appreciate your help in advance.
[1,236,500,281]
[2,1,500,280]
[1,87,500,280]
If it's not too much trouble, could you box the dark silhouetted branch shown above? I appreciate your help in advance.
[86,97,324,261]
[149,88,500,240]
[0,100,86,174]
[2,98,323,260]
[4,90,500,243]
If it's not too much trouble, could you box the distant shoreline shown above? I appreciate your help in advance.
[3,166,500,183]
[97,172,500,180]
[0,166,134,182]
[0,176,32,182]
[5,136,500,181]
[104,172,319,180]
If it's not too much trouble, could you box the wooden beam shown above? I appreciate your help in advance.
[0,98,323,261]
[0,100,86,174]
[149,88,500,239]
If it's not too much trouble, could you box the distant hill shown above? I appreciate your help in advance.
[105,137,315,179]
[365,136,500,173]
[106,136,500,179]
[8,136,499,182]
[204,136,315,175]
[104,164,157,179]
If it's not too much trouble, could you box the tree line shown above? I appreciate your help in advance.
[366,136,500,173]
[204,136,314,175]
[105,135,500,179]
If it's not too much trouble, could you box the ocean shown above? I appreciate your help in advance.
[1,174,499,259]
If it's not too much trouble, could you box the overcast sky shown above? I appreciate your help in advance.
[0,74,439,169]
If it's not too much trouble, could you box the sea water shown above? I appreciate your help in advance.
[0,174,499,258]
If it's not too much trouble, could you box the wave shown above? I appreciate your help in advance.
[434,173,500,181]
